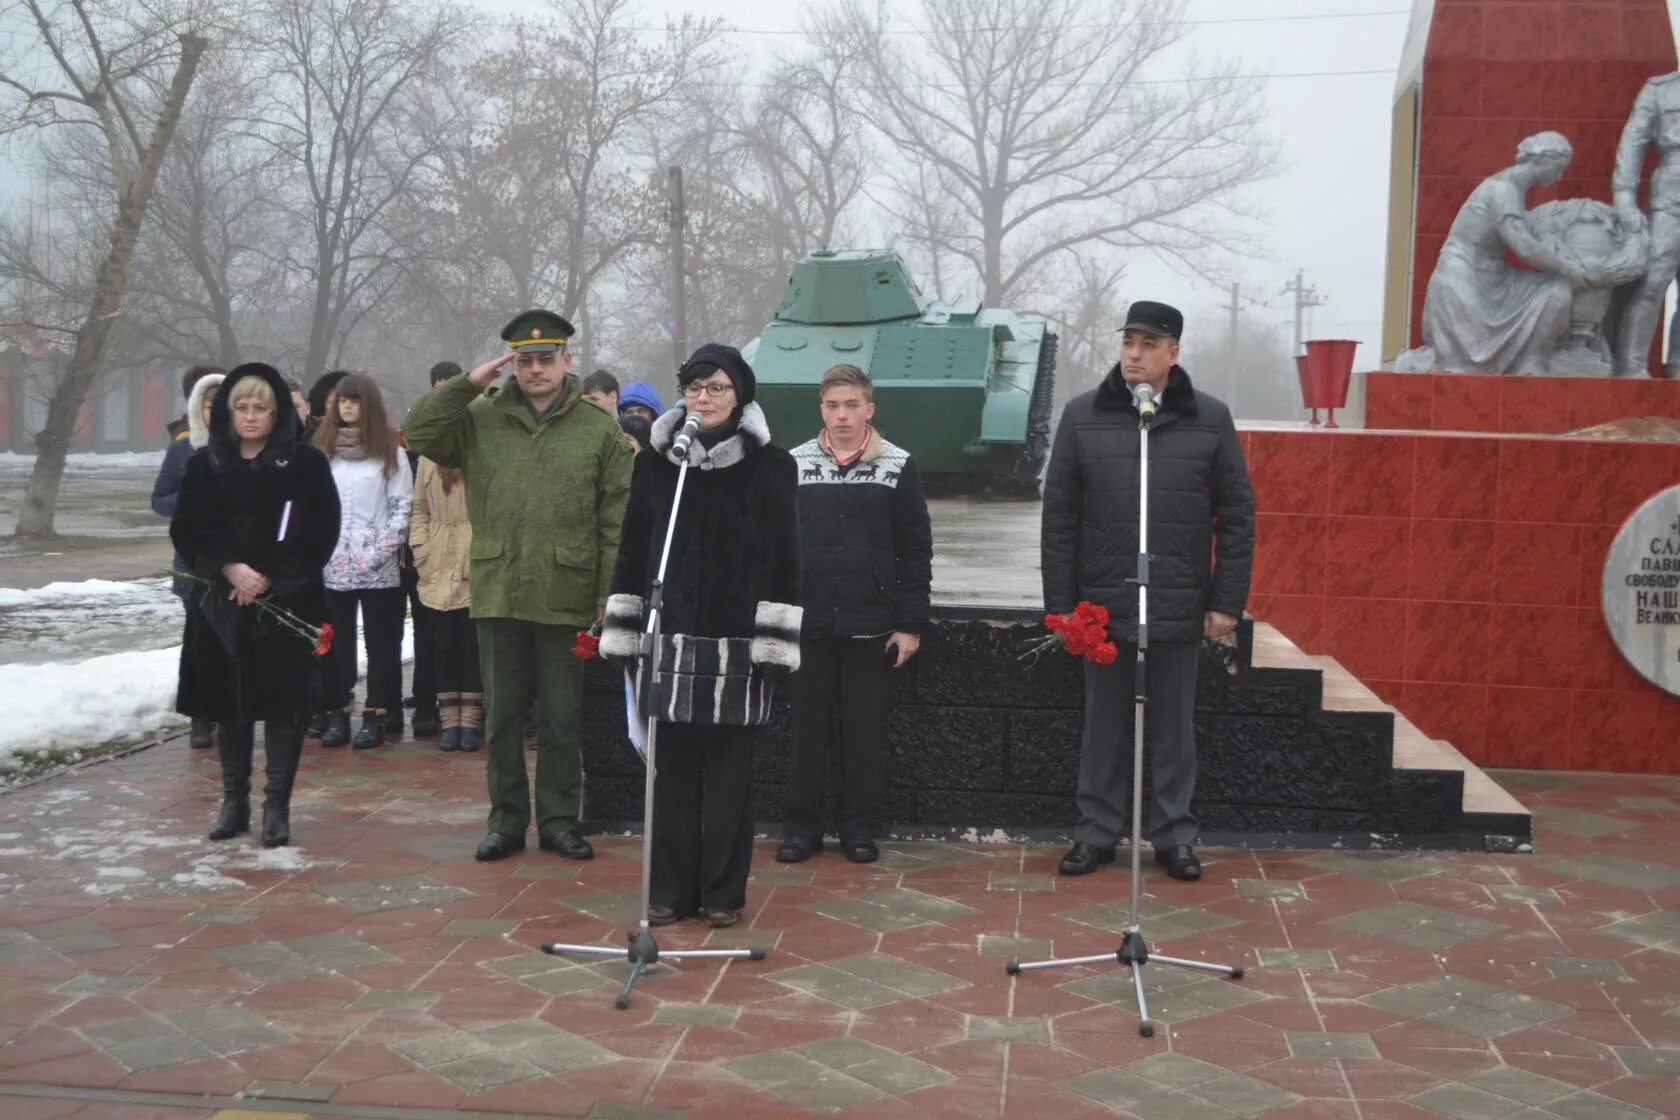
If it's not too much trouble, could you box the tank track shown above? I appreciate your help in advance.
[984,330,1058,500]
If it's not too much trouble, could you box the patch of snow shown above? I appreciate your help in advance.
[96,866,147,879]
[43,789,92,803]
[0,580,157,608]
[0,450,169,472]
[0,646,184,760]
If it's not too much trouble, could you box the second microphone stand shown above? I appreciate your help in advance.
[542,419,767,1009]
[1004,389,1245,1036]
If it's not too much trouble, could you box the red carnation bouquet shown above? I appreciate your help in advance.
[174,571,334,656]
[1020,600,1119,666]
[572,622,602,660]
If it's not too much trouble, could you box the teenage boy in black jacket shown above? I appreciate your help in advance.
[778,364,933,864]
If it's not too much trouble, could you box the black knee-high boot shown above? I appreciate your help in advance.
[209,721,254,840]
[261,720,306,848]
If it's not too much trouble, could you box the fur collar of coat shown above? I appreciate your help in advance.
[650,403,771,470]
[187,373,225,449]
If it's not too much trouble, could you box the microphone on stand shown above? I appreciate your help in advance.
[1132,383,1158,425]
[671,411,704,460]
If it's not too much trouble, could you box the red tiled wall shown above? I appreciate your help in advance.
[1366,372,1680,432]
[1408,1,1677,350]
[1243,427,1680,773]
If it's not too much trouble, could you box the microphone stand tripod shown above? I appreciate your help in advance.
[1004,389,1244,1037]
[542,420,767,1010]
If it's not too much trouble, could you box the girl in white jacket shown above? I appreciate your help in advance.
[315,373,413,749]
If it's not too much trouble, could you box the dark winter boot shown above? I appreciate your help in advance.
[304,711,327,740]
[382,708,404,737]
[438,692,462,751]
[208,722,254,841]
[458,692,484,752]
[320,709,351,748]
[189,717,215,750]
[261,720,305,848]
[352,708,387,750]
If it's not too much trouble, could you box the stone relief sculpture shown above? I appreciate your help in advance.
[1613,71,1680,379]
[1395,132,1649,376]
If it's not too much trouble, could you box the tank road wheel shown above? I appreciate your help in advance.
[984,331,1058,500]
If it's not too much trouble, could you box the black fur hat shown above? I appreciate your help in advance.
[677,342,756,407]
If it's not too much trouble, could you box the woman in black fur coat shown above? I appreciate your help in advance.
[601,343,801,928]
[171,362,341,847]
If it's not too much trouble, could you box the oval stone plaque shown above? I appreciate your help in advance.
[1601,484,1680,697]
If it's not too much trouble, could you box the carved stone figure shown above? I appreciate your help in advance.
[1397,133,1648,376]
[1529,198,1649,375]
[1613,72,1680,379]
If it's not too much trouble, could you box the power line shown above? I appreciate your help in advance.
[616,8,1411,35]
[717,68,1394,89]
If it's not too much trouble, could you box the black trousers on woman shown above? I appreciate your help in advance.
[324,587,405,711]
[651,722,756,916]
[431,607,482,693]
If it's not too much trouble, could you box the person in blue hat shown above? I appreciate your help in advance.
[617,379,664,425]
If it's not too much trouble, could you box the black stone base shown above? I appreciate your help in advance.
[579,611,1531,852]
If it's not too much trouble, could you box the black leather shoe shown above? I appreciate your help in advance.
[475,833,525,861]
[776,836,820,863]
[648,905,679,926]
[539,831,594,860]
[304,712,327,740]
[1059,842,1117,876]
[189,718,215,750]
[381,710,403,736]
[1154,845,1202,881]
[703,907,738,928]
[842,837,879,864]
[411,710,441,737]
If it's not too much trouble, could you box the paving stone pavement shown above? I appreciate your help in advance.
[2,740,1680,1118]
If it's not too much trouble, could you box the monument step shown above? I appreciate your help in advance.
[1249,622,1529,822]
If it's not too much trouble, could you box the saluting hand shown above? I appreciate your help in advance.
[468,352,515,389]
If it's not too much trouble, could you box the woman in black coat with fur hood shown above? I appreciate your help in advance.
[601,343,801,928]
[171,362,341,847]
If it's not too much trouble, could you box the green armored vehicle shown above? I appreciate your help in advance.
[743,249,1056,497]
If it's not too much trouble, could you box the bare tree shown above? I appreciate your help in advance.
[262,0,462,384]
[744,44,870,260]
[0,0,207,537]
[132,51,286,368]
[827,0,1276,306]
[439,0,722,352]
[1050,254,1127,402]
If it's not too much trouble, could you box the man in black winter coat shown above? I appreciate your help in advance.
[1041,301,1254,881]
[778,364,933,865]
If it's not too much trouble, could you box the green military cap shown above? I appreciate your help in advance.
[501,308,575,353]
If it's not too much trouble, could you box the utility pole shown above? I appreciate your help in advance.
[1219,281,1244,416]
[667,167,687,378]
[1281,268,1329,356]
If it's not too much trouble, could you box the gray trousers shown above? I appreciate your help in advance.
[1073,639,1200,853]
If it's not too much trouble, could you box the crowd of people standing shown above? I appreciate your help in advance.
[150,296,1252,926]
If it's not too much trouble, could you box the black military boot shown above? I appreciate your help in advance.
[261,720,305,848]
[208,722,253,841]
[189,717,215,750]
